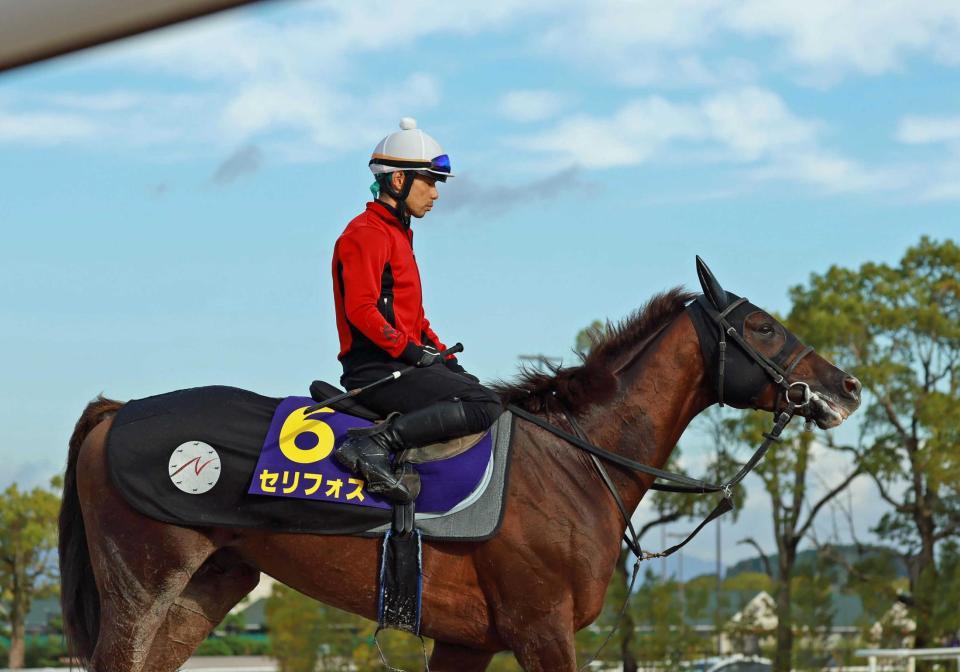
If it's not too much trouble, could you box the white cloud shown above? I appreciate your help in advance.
[533,0,744,88]
[902,158,960,202]
[515,96,704,169]
[43,91,144,112]
[759,151,899,193]
[727,0,960,77]
[220,71,440,156]
[95,2,553,83]
[512,86,891,192]
[702,88,816,160]
[221,80,346,144]
[0,107,98,144]
[497,90,568,123]
[920,178,960,201]
[0,89,225,152]
[894,115,960,200]
[536,0,723,68]
[528,0,960,86]
[897,115,960,145]
[6,5,463,157]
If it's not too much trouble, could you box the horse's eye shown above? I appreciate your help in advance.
[758,324,775,335]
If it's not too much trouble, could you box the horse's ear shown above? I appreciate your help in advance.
[696,255,729,310]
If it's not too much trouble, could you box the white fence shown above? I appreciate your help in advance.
[856,647,960,672]
[1,655,277,672]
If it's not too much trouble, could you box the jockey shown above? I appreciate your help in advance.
[331,117,502,502]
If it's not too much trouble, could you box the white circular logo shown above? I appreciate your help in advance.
[168,441,221,494]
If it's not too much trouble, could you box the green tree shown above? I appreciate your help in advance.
[928,540,960,644]
[266,584,325,672]
[791,555,836,670]
[575,320,606,356]
[628,569,713,666]
[729,413,860,672]
[0,477,61,670]
[722,571,773,593]
[266,584,367,672]
[788,236,960,650]
[351,625,432,671]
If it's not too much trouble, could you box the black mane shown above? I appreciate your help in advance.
[494,287,696,414]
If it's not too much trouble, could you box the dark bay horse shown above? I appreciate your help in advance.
[59,260,861,671]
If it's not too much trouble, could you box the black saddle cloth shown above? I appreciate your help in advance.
[107,385,395,535]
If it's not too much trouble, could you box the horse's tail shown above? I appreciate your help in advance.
[59,395,124,666]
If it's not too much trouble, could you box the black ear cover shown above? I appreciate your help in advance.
[696,255,729,311]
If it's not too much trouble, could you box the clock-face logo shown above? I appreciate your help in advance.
[168,441,221,494]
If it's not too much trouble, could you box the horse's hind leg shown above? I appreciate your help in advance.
[142,550,260,672]
[77,422,219,672]
[429,641,495,672]
[85,521,216,671]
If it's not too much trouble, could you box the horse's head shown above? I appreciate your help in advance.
[688,257,860,429]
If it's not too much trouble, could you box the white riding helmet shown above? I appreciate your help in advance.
[369,117,454,181]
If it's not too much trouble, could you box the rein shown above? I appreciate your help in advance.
[508,404,794,556]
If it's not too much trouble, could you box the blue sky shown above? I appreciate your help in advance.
[1,0,958,567]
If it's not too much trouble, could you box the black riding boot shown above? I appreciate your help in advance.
[334,401,476,502]
[392,400,472,447]
[334,413,421,503]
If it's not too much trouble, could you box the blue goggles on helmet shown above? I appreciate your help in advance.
[429,154,451,174]
[370,153,452,173]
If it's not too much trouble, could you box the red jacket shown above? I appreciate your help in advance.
[332,201,448,371]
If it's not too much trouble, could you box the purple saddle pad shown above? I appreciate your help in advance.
[248,396,493,514]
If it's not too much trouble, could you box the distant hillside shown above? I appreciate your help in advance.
[727,544,908,582]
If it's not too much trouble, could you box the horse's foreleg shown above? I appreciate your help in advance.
[142,550,260,672]
[429,640,495,672]
[492,592,578,672]
[503,619,578,672]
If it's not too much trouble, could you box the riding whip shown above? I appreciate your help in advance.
[305,343,464,414]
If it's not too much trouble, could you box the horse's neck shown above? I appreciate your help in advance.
[579,313,713,514]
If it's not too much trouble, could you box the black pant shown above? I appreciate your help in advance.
[342,362,502,439]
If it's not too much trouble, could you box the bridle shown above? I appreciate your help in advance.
[695,294,815,412]
[506,293,821,669]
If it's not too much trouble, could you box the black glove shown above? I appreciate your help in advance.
[401,343,443,367]
[445,357,480,383]
[417,346,443,367]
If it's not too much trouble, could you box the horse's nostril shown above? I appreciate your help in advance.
[843,376,862,400]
